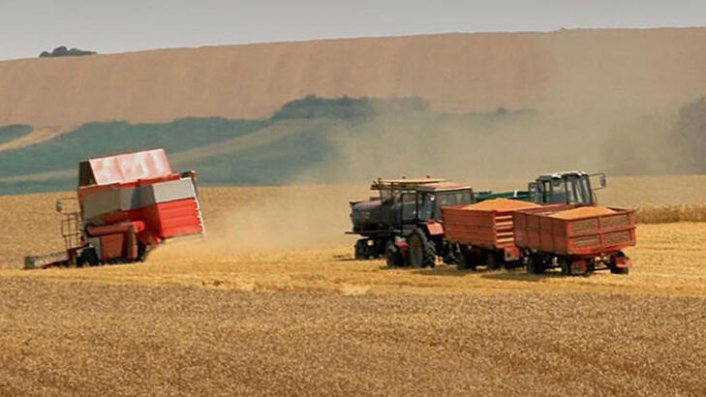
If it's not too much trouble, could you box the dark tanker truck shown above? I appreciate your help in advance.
[348,177,474,267]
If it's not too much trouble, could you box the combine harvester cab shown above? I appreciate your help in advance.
[25,148,204,269]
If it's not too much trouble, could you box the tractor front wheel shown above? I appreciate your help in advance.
[407,229,436,268]
[354,239,368,260]
[385,240,404,268]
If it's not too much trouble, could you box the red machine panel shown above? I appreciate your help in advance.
[89,149,172,186]
[142,199,204,239]
[100,234,126,261]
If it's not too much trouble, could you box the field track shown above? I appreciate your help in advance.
[1,181,705,396]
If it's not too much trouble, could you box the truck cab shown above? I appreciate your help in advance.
[529,171,606,205]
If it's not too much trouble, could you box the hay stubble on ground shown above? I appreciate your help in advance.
[1,279,704,397]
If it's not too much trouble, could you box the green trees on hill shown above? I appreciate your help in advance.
[39,46,96,58]
[0,95,535,194]
[272,95,430,120]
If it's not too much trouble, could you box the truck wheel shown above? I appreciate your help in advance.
[354,239,368,260]
[526,254,545,274]
[408,229,436,268]
[385,241,403,268]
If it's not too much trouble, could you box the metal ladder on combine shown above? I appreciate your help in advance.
[24,199,83,269]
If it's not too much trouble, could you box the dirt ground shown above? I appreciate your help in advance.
[1,182,705,396]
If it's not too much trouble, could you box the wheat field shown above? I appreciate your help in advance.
[1,176,706,396]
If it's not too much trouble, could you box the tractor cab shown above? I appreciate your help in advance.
[402,181,474,225]
[529,171,606,205]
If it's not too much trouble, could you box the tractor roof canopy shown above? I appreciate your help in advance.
[370,177,446,190]
[79,148,173,187]
[535,171,588,181]
[415,181,472,192]
[370,177,470,192]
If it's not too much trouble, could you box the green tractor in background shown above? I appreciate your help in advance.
[476,171,607,205]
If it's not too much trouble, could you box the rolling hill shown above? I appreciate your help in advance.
[2,28,706,131]
[1,28,706,193]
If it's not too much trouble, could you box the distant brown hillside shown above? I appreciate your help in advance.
[1,28,706,130]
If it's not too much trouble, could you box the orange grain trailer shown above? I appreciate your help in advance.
[513,205,636,275]
[441,199,544,270]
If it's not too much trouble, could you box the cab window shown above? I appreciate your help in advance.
[551,179,567,204]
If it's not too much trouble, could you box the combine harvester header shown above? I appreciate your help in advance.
[25,148,205,269]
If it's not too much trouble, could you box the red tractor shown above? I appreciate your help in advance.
[24,148,205,269]
[348,177,474,267]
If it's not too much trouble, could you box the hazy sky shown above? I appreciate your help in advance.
[1,0,705,61]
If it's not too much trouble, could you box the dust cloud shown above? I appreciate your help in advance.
[292,105,692,188]
[151,185,370,259]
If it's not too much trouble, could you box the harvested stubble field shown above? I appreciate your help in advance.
[1,176,706,396]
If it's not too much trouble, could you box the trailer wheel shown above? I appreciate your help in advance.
[526,254,545,274]
[559,257,572,275]
[610,266,629,275]
[559,257,586,276]
[408,229,436,268]
[483,251,500,270]
[609,252,630,275]
[457,247,477,271]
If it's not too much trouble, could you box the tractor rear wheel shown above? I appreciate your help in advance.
[407,229,436,268]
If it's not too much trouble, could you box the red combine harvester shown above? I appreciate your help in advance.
[24,148,205,269]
